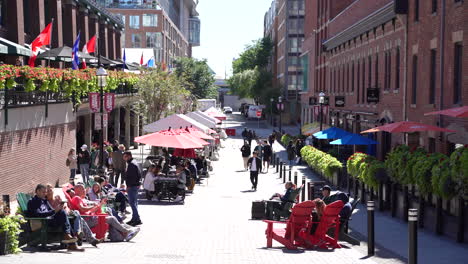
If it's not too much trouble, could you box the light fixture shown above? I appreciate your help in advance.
[319,91,325,104]
[96,67,108,88]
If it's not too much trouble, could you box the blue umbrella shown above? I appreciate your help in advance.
[330,134,378,145]
[314,127,352,139]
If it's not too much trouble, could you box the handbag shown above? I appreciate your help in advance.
[66,158,71,167]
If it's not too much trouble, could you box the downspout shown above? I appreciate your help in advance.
[438,0,446,149]
[398,8,409,144]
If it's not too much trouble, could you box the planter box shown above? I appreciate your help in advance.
[0,231,10,255]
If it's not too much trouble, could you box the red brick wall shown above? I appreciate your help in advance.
[0,123,76,200]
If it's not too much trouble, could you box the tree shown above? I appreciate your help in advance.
[134,69,191,124]
[173,57,216,99]
[232,37,273,74]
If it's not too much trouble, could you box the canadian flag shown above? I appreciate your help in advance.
[140,52,144,65]
[28,22,53,67]
[81,35,96,69]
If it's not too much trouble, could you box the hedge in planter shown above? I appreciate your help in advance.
[301,146,342,179]
[0,215,25,254]
[385,145,411,184]
[431,159,457,200]
[449,146,468,199]
[413,152,447,196]
[347,152,383,188]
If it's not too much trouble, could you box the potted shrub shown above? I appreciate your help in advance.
[0,202,25,255]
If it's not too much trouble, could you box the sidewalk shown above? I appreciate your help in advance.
[255,120,468,264]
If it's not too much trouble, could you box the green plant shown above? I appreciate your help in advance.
[0,214,25,254]
[404,147,427,185]
[346,152,383,188]
[413,152,447,195]
[301,146,343,179]
[450,146,468,198]
[385,145,410,184]
[431,159,456,200]
[281,134,296,146]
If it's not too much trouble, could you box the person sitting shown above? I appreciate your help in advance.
[267,181,296,219]
[71,184,140,242]
[88,183,103,201]
[310,198,326,235]
[27,184,83,251]
[321,185,349,205]
[97,177,129,217]
[172,164,186,202]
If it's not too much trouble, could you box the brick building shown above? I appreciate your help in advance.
[300,0,467,158]
[0,0,138,200]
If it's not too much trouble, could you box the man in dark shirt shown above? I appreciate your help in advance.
[78,144,91,185]
[247,151,262,191]
[27,184,82,251]
[123,151,142,226]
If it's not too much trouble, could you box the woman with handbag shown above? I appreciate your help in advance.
[67,148,78,185]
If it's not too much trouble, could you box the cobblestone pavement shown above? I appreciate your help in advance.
[0,114,434,264]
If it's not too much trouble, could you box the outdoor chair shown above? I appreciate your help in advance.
[16,193,65,249]
[270,185,303,220]
[299,200,344,249]
[337,197,361,245]
[264,200,315,250]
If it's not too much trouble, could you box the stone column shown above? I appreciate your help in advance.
[133,113,140,149]
[83,114,92,148]
[99,20,108,58]
[89,13,99,40]
[62,0,77,47]
[125,107,131,149]
[29,0,46,39]
[107,25,116,59]
[115,31,122,59]
[78,6,89,48]
[6,0,25,45]
[113,107,121,144]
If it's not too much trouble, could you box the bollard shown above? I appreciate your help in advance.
[280,162,283,179]
[282,163,286,183]
[294,171,298,186]
[367,201,375,256]
[301,176,306,202]
[408,209,418,264]
[272,153,275,166]
[276,157,280,170]
[288,166,292,182]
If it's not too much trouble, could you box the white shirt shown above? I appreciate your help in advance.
[143,171,157,191]
[250,158,257,172]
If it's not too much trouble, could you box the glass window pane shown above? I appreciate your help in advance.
[129,15,139,29]
[143,14,157,27]
[131,34,141,48]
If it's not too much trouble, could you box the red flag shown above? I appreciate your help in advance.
[28,22,53,67]
[140,52,144,65]
[82,35,97,69]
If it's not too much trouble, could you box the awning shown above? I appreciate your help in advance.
[0,37,32,56]
[0,43,8,54]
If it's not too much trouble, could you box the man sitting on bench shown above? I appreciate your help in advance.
[267,181,296,219]
[27,184,83,251]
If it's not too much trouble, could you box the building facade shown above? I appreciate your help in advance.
[301,0,467,158]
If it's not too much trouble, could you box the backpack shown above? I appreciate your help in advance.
[66,158,70,167]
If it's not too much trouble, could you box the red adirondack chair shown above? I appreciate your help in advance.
[62,186,109,240]
[299,200,344,249]
[264,200,315,250]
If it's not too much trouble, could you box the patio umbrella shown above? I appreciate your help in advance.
[330,134,378,145]
[134,129,203,149]
[314,127,352,139]
[173,148,197,158]
[204,107,227,121]
[424,106,468,118]
[360,121,456,134]
[36,46,95,62]
[174,129,210,146]
[185,127,215,140]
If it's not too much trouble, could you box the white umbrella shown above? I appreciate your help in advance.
[187,112,217,128]
[143,114,210,134]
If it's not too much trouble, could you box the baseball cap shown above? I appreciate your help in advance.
[81,144,88,149]
[321,185,331,192]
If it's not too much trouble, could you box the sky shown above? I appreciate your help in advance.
[192,0,273,80]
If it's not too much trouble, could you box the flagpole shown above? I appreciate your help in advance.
[47,18,54,68]
[45,18,54,119]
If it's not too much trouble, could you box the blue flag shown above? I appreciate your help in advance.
[72,32,80,70]
[122,49,126,69]
[147,57,155,68]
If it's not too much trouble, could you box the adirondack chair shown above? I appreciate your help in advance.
[16,193,64,248]
[338,198,361,245]
[271,185,304,220]
[62,188,109,240]
[299,200,344,249]
[264,200,315,250]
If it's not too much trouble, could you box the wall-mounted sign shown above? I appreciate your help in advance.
[367,88,380,103]
[104,93,115,112]
[335,96,345,107]
[89,93,100,112]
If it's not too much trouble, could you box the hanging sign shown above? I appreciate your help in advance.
[103,113,108,128]
[94,113,101,130]
[89,92,100,112]
[104,93,115,112]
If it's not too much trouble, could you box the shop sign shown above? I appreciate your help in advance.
[104,93,115,112]
[89,92,100,112]
[335,96,345,107]
[367,88,380,103]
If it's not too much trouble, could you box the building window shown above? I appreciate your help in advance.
[142,14,158,27]
[347,63,350,93]
[395,47,400,90]
[129,15,140,29]
[0,0,5,26]
[454,43,463,104]
[384,51,392,90]
[352,62,355,92]
[432,0,437,13]
[411,55,418,104]
[131,34,141,48]
[356,61,360,102]
[414,0,419,22]
[289,56,299,66]
[362,58,366,103]
[146,32,162,48]
[374,53,379,87]
[368,56,372,88]
[429,49,437,104]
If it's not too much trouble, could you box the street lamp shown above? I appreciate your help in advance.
[270,98,274,125]
[97,67,107,170]
[319,91,325,131]
[278,96,283,133]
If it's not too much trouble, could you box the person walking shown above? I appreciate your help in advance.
[247,151,262,191]
[123,151,142,226]
[240,141,251,171]
[295,139,305,164]
[262,141,272,173]
[268,132,276,147]
[112,144,126,186]
[286,141,296,166]
[67,148,78,185]
[247,130,253,146]
[78,144,91,185]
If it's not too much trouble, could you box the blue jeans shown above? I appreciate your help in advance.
[48,210,72,235]
[127,186,140,222]
[69,169,76,182]
[79,164,90,185]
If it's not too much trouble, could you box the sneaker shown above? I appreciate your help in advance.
[91,238,104,248]
[174,196,183,203]
[125,227,141,242]
[128,219,142,226]
[62,234,78,244]
[67,244,85,252]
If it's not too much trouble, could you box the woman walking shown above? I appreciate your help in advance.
[67,148,78,185]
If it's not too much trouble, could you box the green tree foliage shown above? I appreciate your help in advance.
[135,69,190,124]
[232,37,273,74]
[172,57,215,99]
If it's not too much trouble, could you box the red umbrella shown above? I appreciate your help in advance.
[424,106,468,118]
[174,129,210,146]
[361,121,456,134]
[185,127,215,140]
[134,129,203,149]
[173,148,197,158]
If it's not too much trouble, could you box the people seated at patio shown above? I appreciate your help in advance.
[170,164,187,202]
[270,181,296,202]
[27,184,83,251]
[71,184,140,242]
[310,198,326,235]
[143,164,164,197]
[267,181,296,219]
[321,185,351,220]
[88,182,103,201]
[96,176,129,217]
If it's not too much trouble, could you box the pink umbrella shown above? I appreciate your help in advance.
[134,129,204,149]
[174,129,210,146]
[424,106,468,118]
[185,127,215,140]
[361,121,456,134]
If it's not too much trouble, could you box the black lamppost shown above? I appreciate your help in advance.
[270,98,274,125]
[278,96,284,133]
[319,91,325,131]
[96,66,107,170]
